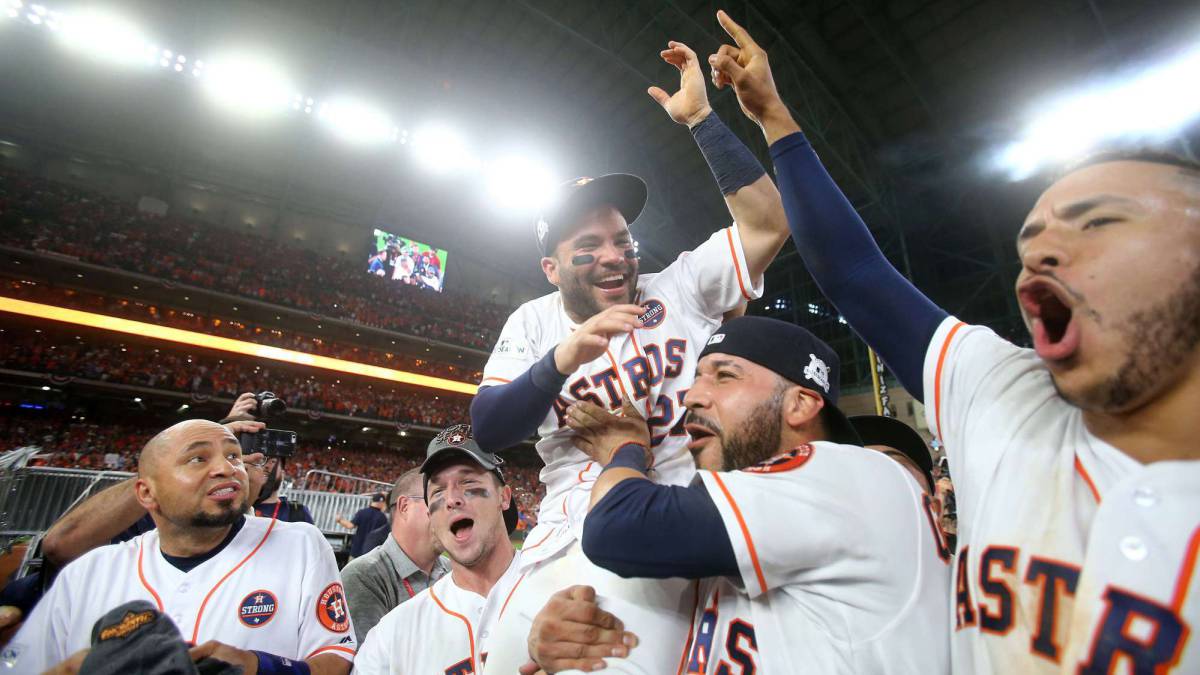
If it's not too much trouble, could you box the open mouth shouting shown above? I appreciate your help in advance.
[684,415,721,453]
[1019,277,1081,362]
[206,481,242,503]
[448,515,475,544]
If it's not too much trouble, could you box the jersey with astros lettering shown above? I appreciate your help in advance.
[353,551,523,675]
[687,441,951,674]
[481,223,762,567]
[7,516,356,673]
[924,316,1200,674]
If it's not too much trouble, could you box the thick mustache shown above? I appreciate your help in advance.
[683,411,721,436]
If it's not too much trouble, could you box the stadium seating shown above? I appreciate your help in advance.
[0,168,514,351]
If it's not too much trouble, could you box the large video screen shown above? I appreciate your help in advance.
[366,229,449,292]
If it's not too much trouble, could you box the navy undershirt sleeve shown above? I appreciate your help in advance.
[770,132,948,401]
[582,478,739,580]
[470,349,566,451]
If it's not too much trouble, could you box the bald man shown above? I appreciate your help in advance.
[7,420,357,674]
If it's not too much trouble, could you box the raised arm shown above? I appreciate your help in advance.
[648,41,789,281]
[708,10,947,399]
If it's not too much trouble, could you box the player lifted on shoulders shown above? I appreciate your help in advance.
[471,39,790,674]
[708,9,1200,674]
[534,317,950,674]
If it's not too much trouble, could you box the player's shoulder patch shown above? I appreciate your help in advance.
[239,589,278,628]
[638,298,668,329]
[316,582,351,633]
[743,444,815,474]
[493,336,531,358]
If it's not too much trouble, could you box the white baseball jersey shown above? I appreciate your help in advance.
[684,441,951,674]
[925,316,1200,674]
[7,516,356,672]
[481,223,763,567]
[353,551,523,674]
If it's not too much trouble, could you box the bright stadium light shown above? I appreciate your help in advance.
[318,98,395,145]
[412,123,476,174]
[996,43,1200,180]
[202,54,294,117]
[56,9,154,67]
[485,154,557,213]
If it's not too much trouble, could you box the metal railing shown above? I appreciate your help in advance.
[300,469,393,496]
[0,466,133,538]
[280,488,372,535]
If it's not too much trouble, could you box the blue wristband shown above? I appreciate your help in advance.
[691,112,767,195]
[532,348,569,393]
[252,651,311,675]
[604,443,649,473]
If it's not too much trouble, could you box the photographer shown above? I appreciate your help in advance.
[252,455,315,524]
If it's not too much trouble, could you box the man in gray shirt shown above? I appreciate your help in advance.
[342,468,449,641]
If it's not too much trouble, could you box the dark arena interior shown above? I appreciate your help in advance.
[0,1,1198,672]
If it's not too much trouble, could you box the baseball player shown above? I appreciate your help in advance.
[354,426,541,674]
[707,9,1200,673]
[552,317,949,674]
[7,419,356,674]
[471,39,790,673]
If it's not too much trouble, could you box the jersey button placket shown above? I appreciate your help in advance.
[1119,536,1148,561]
[1132,486,1158,507]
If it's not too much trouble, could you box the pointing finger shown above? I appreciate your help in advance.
[716,10,757,50]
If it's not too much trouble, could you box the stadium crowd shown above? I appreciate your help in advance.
[0,168,512,350]
[0,324,470,427]
[0,412,544,506]
[0,279,483,383]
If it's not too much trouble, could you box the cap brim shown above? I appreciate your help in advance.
[849,415,934,486]
[540,174,647,254]
[419,446,500,476]
[419,448,521,534]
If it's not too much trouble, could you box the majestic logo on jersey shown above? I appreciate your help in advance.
[316,583,351,633]
[743,444,814,474]
[98,610,156,641]
[803,354,830,393]
[638,299,667,329]
[706,333,725,346]
[239,590,278,628]
[494,337,529,358]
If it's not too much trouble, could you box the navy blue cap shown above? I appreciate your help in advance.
[536,174,647,256]
[700,317,861,446]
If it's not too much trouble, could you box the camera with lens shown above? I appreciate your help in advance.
[239,428,297,458]
[253,391,287,419]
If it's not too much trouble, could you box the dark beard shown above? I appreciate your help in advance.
[189,497,248,528]
[721,387,787,471]
[558,265,636,322]
[1065,262,1200,411]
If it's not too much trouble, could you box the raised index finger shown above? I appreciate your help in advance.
[716,10,757,49]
